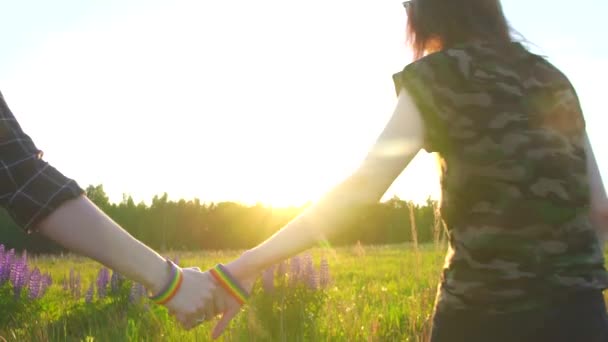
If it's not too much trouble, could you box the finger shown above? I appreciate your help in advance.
[213,291,227,316]
[176,314,194,331]
[195,298,216,324]
[212,306,240,340]
[202,306,215,324]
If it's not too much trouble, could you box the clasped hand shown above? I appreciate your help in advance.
[161,260,256,339]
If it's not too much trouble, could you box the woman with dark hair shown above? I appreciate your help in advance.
[208,0,608,341]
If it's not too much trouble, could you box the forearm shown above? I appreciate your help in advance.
[228,89,424,278]
[231,171,392,277]
[36,196,171,294]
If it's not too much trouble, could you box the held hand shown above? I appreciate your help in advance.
[209,256,260,339]
[163,267,219,330]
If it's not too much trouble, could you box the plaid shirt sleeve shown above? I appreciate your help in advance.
[0,91,84,233]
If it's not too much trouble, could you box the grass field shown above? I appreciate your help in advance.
[1,244,447,342]
[3,244,608,342]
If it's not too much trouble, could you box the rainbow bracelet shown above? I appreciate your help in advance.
[148,259,184,305]
[210,264,249,305]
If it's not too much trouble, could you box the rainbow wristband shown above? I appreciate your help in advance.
[210,264,249,305]
[148,259,183,305]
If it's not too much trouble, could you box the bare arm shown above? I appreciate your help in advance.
[37,196,171,294]
[230,88,426,277]
[209,88,426,338]
[0,90,216,329]
[584,132,608,240]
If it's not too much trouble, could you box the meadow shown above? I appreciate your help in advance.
[1,243,447,342]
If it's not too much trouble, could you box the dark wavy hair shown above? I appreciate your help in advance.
[406,0,513,59]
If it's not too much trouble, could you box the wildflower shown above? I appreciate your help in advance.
[0,245,4,272]
[289,255,301,285]
[276,260,288,278]
[41,272,52,297]
[319,256,331,289]
[85,283,94,303]
[0,248,15,283]
[69,268,81,298]
[262,265,275,293]
[110,270,123,294]
[301,253,318,289]
[28,268,42,300]
[62,275,69,292]
[96,268,110,299]
[129,282,145,304]
[10,253,29,298]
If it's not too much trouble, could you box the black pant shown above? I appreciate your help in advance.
[430,290,608,342]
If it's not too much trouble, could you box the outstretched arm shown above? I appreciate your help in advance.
[37,196,219,329]
[212,88,427,338]
[0,91,216,329]
[37,196,174,299]
[237,88,425,272]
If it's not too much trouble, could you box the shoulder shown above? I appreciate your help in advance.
[392,47,475,98]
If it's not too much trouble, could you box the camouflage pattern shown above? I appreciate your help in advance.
[393,42,608,314]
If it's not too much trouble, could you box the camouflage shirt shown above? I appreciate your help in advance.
[393,41,608,314]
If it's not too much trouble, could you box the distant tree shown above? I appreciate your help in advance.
[0,183,443,253]
[85,184,110,209]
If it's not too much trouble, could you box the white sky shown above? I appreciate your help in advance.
[0,0,606,206]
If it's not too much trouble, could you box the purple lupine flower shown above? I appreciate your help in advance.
[62,274,69,292]
[85,283,94,303]
[299,253,311,284]
[276,260,288,278]
[9,258,19,286]
[11,253,29,298]
[310,267,320,290]
[262,265,275,293]
[110,270,123,294]
[319,256,331,289]
[129,282,146,304]
[74,272,81,298]
[68,268,81,298]
[28,268,42,300]
[69,268,75,290]
[129,282,139,303]
[0,245,6,285]
[41,272,52,297]
[1,248,15,283]
[96,268,110,299]
[301,254,318,289]
[289,255,301,285]
[0,246,6,284]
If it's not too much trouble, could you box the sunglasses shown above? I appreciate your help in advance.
[402,0,414,12]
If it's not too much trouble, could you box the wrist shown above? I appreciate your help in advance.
[147,259,183,305]
[225,249,264,281]
[146,257,177,296]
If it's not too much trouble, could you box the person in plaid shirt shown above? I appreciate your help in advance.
[0,91,218,329]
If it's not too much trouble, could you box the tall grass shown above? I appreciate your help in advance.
[1,245,445,341]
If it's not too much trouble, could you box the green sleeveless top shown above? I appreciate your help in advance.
[393,41,608,314]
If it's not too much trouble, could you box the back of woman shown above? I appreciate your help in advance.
[393,1,608,341]
[395,41,608,313]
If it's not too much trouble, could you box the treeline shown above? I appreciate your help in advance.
[0,185,444,254]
